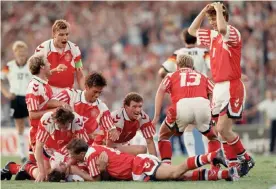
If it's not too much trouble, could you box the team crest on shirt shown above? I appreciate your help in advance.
[91,108,100,117]
[64,52,73,62]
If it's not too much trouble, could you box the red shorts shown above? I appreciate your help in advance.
[211,79,245,119]
[132,154,161,181]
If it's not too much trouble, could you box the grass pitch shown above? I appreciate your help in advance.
[1,155,276,189]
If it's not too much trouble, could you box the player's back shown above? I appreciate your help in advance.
[166,68,212,104]
[88,145,135,180]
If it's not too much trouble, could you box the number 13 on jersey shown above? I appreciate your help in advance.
[180,72,201,87]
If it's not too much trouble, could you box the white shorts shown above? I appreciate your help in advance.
[50,86,69,96]
[166,97,211,133]
[212,79,246,119]
[132,154,161,181]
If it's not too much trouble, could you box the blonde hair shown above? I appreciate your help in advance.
[28,54,46,75]
[52,19,70,36]
[177,54,194,69]
[12,41,28,52]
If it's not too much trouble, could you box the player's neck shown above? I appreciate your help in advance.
[36,73,48,82]
[53,41,65,53]
[185,44,196,48]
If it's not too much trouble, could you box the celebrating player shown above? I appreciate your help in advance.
[47,72,120,143]
[188,2,254,177]
[34,19,85,95]
[0,41,32,162]
[158,29,211,156]
[95,92,157,156]
[153,54,221,167]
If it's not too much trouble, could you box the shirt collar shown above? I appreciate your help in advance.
[122,108,131,121]
[32,75,48,84]
[84,147,96,161]
[50,39,71,53]
[81,91,99,106]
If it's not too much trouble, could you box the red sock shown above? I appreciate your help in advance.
[183,169,203,181]
[25,163,37,179]
[202,126,221,152]
[158,140,172,164]
[186,152,216,170]
[228,136,250,160]
[222,141,238,167]
[9,163,21,175]
[205,169,229,180]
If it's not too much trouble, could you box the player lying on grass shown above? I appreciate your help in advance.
[61,138,247,182]
[94,92,157,156]
[1,107,89,182]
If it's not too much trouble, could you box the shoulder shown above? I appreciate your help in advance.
[36,40,51,52]
[174,47,188,55]
[67,41,81,53]
[97,99,109,111]
[26,79,42,94]
[40,112,55,132]
[6,60,16,68]
[72,112,84,130]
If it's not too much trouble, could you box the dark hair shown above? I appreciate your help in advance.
[52,107,74,125]
[28,55,45,75]
[85,72,107,88]
[123,92,143,106]
[182,29,197,44]
[48,169,66,182]
[206,4,229,22]
[67,138,88,155]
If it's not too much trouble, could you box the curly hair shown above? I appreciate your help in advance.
[48,169,66,182]
[52,107,74,125]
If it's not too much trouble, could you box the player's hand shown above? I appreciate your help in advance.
[202,3,213,13]
[97,151,108,172]
[62,103,72,111]
[108,128,120,141]
[211,2,224,12]
[56,64,67,73]
[6,92,15,100]
[35,172,46,182]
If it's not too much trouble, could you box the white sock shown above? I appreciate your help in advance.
[202,135,209,154]
[18,134,26,159]
[183,131,196,156]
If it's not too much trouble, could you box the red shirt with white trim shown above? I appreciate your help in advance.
[110,108,155,143]
[52,89,114,134]
[196,25,242,82]
[25,76,53,127]
[84,146,134,180]
[162,68,213,104]
[35,39,82,88]
[36,111,89,151]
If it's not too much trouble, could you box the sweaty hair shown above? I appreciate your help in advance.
[28,54,46,75]
[123,92,143,106]
[67,138,88,155]
[48,169,66,182]
[12,41,28,52]
[52,107,75,125]
[177,54,194,69]
[52,19,70,36]
[182,29,197,45]
[85,72,107,88]
[206,4,229,22]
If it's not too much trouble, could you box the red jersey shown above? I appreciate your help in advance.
[25,76,53,127]
[35,39,82,88]
[36,111,89,152]
[111,108,155,143]
[196,25,242,82]
[52,89,114,134]
[162,68,213,104]
[84,146,134,180]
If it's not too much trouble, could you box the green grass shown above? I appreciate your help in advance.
[1,155,276,189]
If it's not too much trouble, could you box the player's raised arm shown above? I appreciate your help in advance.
[188,4,212,36]
[212,2,227,35]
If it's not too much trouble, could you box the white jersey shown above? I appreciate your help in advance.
[162,47,210,76]
[1,60,32,96]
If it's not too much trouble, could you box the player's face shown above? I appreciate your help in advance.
[56,121,70,131]
[125,101,143,120]
[207,16,218,31]
[68,151,85,162]
[43,61,52,77]
[53,29,69,49]
[14,48,28,66]
[85,86,104,103]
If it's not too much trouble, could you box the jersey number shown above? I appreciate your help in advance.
[180,73,201,87]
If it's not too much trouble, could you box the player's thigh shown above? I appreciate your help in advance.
[194,98,211,132]
[155,164,179,180]
[176,99,193,132]
[117,145,147,155]
[211,82,229,116]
